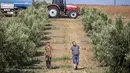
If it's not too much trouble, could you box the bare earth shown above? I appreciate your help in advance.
[40,18,103,73]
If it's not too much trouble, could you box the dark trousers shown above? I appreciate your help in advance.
[45,55,51,68]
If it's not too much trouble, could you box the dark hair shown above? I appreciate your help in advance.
[72,41,75,44]
[46,42,50,44]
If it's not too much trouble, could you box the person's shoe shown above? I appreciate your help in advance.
[76,66,78,70]
[46,66,50,69]
[74,66,78,70]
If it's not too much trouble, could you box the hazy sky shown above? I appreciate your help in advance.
[45,0,130,5]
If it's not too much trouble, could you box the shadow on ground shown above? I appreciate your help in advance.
[45,24,52,26]
[34,51,44,57]
[42,36,51,41]
[59,16,69,18]
[77,67,87,70]
[6,70,35,73]
[49,16,70,19]
[51,66,60,69]
[43,32,52,35]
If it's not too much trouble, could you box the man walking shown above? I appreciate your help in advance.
[71,41,80,70]
[45,42,53,69]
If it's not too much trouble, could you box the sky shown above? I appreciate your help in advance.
[44,0,130,5]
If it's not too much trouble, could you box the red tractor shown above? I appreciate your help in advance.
[48,0,80,18]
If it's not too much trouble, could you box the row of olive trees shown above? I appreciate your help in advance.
[0,2,49,72]
[82,8,130,73]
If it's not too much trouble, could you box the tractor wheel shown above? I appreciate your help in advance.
[68,10,78,19]
[48,6,60,18]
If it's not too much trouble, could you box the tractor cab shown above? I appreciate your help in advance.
[52,0,66,12]
[48,0,79,18]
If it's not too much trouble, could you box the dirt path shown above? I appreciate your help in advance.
[42,18,103,73]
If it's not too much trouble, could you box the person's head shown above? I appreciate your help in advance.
[72,41,77,46]
[46,42,50,46]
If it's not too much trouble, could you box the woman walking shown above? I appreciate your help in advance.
[45,42,53,69]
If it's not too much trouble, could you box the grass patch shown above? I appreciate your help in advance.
[6,68,47,73]
[52,56,70,61]
[52,36,64,38]
[16,65,43,69]
[52,65,72,69]
[44,26,57,30]
[51,26,57,30]
[33,55,70,63]
[52,40,66,44]
[59,65,72,68]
